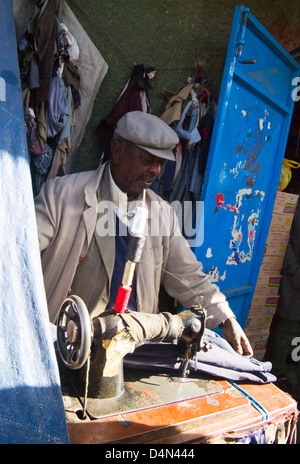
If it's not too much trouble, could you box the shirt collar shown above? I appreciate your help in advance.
[108,165,142,226]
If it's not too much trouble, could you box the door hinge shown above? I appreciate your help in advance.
[236,7,256,63]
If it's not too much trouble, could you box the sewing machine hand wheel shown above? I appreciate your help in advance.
[57,295,93,370]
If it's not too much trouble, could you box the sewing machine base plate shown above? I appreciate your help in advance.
[61,368,223,421]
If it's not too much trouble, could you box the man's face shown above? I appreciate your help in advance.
[110,141,166,200]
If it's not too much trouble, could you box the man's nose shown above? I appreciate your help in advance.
[148,162,163,177]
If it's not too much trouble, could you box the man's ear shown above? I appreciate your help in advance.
[110,140,124,165]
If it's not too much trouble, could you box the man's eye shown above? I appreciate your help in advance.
[141,157,163,165]
[140,157,152,165]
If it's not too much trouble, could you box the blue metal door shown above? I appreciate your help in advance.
[194,6,300,328]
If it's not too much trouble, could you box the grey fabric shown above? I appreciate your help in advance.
[124,328,277,384]
[45,75,70,137]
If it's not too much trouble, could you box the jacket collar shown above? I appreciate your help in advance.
[84,161,108,207]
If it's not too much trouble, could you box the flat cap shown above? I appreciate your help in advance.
[114,111,178,161]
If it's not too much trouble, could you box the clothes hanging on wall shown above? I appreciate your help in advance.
[97,64,156,162]
[27,0,58,105]
[151,67,218,236]
[15,0,108,194]
[18,0,79,194]
[147,67,218,246]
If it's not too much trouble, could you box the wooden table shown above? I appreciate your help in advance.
[64,369,299,444]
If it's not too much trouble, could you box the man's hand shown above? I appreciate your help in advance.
[219,317,253,356]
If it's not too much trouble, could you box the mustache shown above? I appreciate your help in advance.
[140,174,156,182]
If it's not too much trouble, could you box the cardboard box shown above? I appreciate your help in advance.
[250,293,280,310]
[263,193,298,256]
[254,274,282,295]
[246,294,279,332]
[272,191,299,215]
[259,255,284,275]
[264,241,288,258]
[264,213,292,257]
[269,212,294,231]
[246,309,275,333]
[245,330,270,361]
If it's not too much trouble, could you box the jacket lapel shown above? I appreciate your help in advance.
[93,164,115,279]
[82,163,106,252]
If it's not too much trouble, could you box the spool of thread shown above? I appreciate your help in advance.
[114,286,132,313]
[122,261,136,287]
[125,235,146,262]
[130,205,148,237]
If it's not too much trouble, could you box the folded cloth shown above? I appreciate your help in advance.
[124,328,277,384]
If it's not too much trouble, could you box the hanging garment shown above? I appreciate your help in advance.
[62,60,80,90]
[58,85,73,144]
[27,0,57,104]
[97,64,155,161]
[31,144,53,196]
[22,89,54,195]
[25,110,45,157]
[47,89,75,178]
[57,1,108,173]
[57,22,80,62]
[16,0,108,178]
[156,67,217,204]
[28,54,40,90]
[176,99,201,146]
[18,32,35,92]
[160,83,199,126]
[45,74,70,138]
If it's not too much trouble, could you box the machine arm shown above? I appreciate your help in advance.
[57,296,206,374]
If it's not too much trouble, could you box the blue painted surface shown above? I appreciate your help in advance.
[0,2,298,442]
[195,6,300,328]
[0,0,69,443]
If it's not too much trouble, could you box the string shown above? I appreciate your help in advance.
[137,257,213,320]
[139,258,198,297]
[229,382,270,421]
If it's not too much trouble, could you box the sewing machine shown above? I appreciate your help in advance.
[55,296,298,445]
[54,199,298,441]
[56,294,212,421]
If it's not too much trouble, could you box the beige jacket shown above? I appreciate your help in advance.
[35,162,234,326]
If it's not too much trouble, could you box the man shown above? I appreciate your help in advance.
[35,111,252,356]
